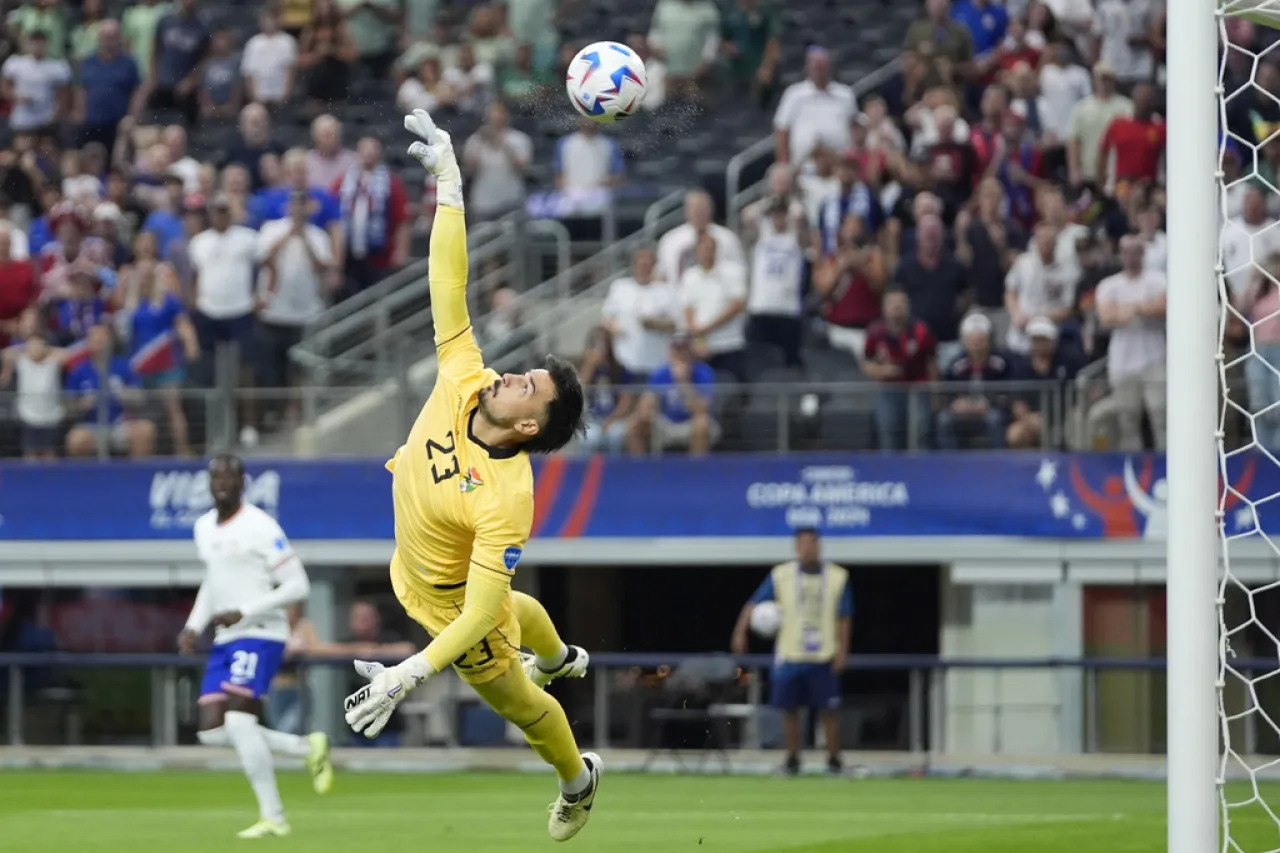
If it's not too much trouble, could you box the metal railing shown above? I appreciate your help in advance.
[289,214,572,386]
[0,377,1104,459]
[724,56,905,232]
[1,652,1263,757]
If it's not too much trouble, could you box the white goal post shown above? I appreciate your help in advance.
[1168,0,1218,851]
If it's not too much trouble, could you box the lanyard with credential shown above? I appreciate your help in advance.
[797,565,826,654]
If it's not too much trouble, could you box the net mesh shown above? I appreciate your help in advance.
[1220,5,1280,849]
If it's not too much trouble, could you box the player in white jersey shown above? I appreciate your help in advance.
[178,454,335,839]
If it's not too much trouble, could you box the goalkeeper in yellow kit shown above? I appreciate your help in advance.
[342,110,599,842]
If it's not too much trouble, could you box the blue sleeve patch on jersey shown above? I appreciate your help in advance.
[503,547,522,571]
[273,537,288,552]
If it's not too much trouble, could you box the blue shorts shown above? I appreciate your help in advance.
[770,661,841,711]
[200,638,286,702]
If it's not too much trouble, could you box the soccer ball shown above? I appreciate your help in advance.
[750,601,782,638]
[565,41,648,123]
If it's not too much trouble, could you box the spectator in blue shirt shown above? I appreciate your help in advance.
[248,148,342,286]
[952,0,1008,59]
[75,21,141,150]
[627,333,720,456]
[140,175,187,256]
[576,327,634,454]
[147,0,210,127]
[64,323,157,458]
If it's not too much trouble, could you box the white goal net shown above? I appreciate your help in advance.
[1219,3,1280,851]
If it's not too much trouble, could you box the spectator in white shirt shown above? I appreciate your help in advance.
[241,10,298,107]
[462,101,532,221]
[255,191,334,391]
[1087,235,1167,451]
[1135,203,1167,272]
[1,31,71,133]
[1223,187,1280,298]
[601,246,679,376]
[1004,222,1078,354]
[746,197,807,366]
[679,232,748,379]
[442,43,494,115]
[553,119,625,192]
[187,194,259,370]
[656,189,746,287]
[1093,0,1157,89]
[773,46,857,166]
[1038,43,1091,148]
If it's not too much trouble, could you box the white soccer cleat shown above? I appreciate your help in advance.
[547,752,602,842]
[522,646,590,690]
[306,731,333,795]
[236,818,291,839]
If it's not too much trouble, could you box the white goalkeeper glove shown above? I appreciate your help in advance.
[404,108,463,210]
[343,656,434,738]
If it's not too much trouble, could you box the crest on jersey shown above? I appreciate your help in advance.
[459,467,484,493]
[503,547,522,571]
[273,537,288,552]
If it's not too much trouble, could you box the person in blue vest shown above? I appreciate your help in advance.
[731,527,853,775]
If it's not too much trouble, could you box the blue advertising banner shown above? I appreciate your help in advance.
[0,452,1266,541]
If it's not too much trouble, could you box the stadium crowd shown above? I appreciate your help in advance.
[0,0,1251,460]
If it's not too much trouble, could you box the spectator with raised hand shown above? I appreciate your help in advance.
[0,310,70,460]
[903,0,973,88]
[64,322,156,457]
[8,0,68,62]
[956,177,1024,344]
[242,9,297,108]
[553,117,626,197]
[146,0,210,127]
[773,46,857,167]
[1065,62,1131,191]
[602,246,678,378]
[740,163,806,247]
[256,191,334,419]
[680,231,748,380]
[746,197,807,367]
[629,333,719,457]
[896,212,971,368]
[332,136,410,299]
[1007,317,1083,449]
[121,260,198,455]
[2,30,71,136]
[1004,222,1077,355]
[813,152,881,260]
[935,311,1014,450]
[443,42,495,116]
[720,0,781,109]
[74,20,143,151]
[656,190,745,287]
[39,203,111,306]
[577,327,635,455]
[307,113,357,191]
[462,101,532,222]
[647,0,720,100]
[121,0,168,77]
[297,0,357,115]
[813,213,886,358]
[1087,234,1167,451]
[250,147,343,279]
[335,0,400,79]
[862,288,937,451]
[187,193,257,377]
[198,27,241,120]
[396,56,457,114]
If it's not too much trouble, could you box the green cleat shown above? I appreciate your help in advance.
[236,818,290,839]
[306,731,334,795]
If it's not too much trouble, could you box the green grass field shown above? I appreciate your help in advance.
[0,770,1276,851]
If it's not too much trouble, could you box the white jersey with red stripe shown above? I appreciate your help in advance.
[192,504,300,645]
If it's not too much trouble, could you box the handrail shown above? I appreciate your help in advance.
[724,55,905,232]
[643,188,688,238]
[2,651,1270,670]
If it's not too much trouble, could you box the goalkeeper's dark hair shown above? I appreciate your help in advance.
[525,355,586,455]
